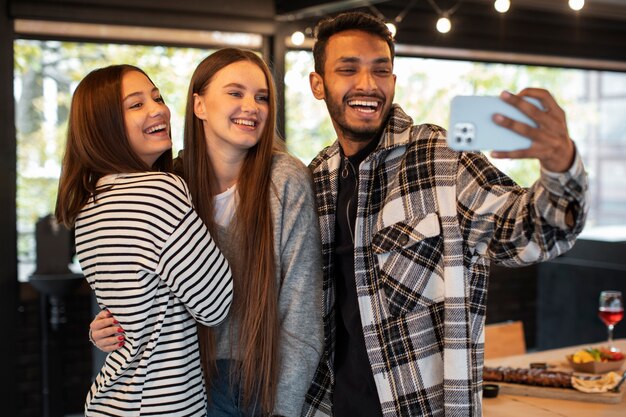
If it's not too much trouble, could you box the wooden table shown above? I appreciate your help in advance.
[483,339,626,417]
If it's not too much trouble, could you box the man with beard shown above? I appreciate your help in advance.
[301,11,587,417]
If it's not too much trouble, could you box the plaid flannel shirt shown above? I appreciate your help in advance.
[302,105,587,417]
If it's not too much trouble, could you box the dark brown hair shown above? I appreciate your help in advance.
[312,11,395,75]
[183,48,280,414]
[55,64,172,227]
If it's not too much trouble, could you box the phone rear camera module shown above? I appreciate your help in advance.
[453,123,475,146]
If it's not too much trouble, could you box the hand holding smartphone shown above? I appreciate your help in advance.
[447,95,542,152]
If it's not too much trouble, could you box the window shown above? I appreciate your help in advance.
[14,19,265,282]
[14,40,221,281]
[284,51,626,231]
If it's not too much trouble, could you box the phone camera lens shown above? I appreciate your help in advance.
[456,136,462,143]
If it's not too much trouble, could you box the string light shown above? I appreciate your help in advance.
[290,31,305,46]
[436,15,452,33]
[569,0,584,11]
[286,0,587,43]
[428,0,462,34]
[369,0,417,38]
[494,0,510,13]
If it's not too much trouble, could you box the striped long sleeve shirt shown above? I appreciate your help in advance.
[75,172,232,416]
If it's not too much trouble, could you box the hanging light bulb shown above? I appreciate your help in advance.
[569,0,584,11]
[436,15,451,33]
[290,31,305,46]
[494,0,510,13]
[386,22,397,37]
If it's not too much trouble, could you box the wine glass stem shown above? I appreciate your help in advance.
[608,324,615,350]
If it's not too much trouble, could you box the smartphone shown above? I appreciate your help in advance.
[447,95,541,151]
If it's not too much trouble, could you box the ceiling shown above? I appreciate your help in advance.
[274,0,626,65]
[275,0,626,21]
[8,0,626,65]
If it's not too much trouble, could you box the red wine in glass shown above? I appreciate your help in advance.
[598,308,624,326]
[598,291,624,352]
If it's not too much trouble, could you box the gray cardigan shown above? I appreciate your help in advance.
[213,152,324,417]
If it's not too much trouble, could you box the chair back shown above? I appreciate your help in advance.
[484,320,526,359]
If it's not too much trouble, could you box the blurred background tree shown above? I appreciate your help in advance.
[14,40,211,276]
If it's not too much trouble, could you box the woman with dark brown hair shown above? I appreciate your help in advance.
[90,50,324,417]
[55,64,233,416]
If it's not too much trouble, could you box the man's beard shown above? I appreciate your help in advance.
[324,87,387,143]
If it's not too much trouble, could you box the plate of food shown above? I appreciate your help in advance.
[567,347,625,374]
[572,371,625,393]
[482,365,625,403]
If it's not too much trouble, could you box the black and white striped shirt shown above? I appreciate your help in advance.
[75,172,232,416]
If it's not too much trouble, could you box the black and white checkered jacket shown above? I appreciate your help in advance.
[302,105,587,417]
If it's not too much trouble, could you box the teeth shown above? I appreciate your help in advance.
[146,124,166,133]
[348,100,379,108]
[233,119,256,127]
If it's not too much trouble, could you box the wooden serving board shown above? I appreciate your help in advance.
[495,381,624,404]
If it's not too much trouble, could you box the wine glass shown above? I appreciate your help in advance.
[598,291,624,352]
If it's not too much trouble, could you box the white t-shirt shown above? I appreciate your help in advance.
[214,184,237,227]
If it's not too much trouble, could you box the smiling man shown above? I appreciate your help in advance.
[309,28,395,155]
[302,11,588,417]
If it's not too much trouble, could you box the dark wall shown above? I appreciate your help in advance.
[18,283,93,417]
[487,239,626,353]
[537,239,626,350]
[486,264,538,350]
[1,0,18,413]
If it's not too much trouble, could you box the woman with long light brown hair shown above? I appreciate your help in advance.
[89,49,323,416]
[56,64,233,416]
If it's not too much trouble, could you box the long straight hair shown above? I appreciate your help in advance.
[183,48,280,414]
[55,64,172,228]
